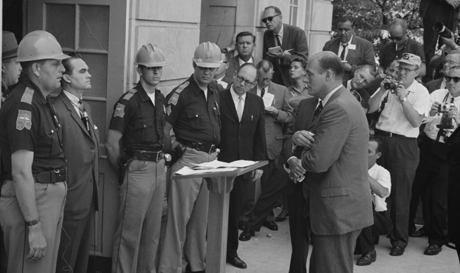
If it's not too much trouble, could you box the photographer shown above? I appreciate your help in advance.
[368,53,431,256]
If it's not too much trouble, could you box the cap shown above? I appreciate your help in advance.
[397,53,421,67]
[2,31,18,59]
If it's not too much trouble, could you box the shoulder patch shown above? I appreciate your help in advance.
[168,81,190,106]
[16,110,32,130]
[122,88,138,101]
[113,103,125,118]
[20,87,34,104]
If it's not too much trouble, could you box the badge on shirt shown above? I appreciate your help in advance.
[114,103,125,118]
[16,110,32,130]
[348,44,356,50]
[166,105,172,116]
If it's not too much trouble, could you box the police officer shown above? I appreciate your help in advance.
[0,30,69,273]
[159,42,222,273]
[106,44,167,273]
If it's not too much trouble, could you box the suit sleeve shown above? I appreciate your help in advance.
[275,87,294,123]
[282,102,300,159]
[350,40,376,75]
[283,27,309,63]
[301,104,351,173]
[253,98,267,161]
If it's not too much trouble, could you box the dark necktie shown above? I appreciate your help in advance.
[312,101,323,121]
[261,88,265,98]
[275,34,282,47]
[340,44,348,61]
[77,99,90,133]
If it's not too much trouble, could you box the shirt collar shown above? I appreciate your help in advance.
[322,85,342,105]
[238,56,253,66]
[341,35,353,46]
[63,90,81,105]
[230,86,246,101]
[276,24,284,38]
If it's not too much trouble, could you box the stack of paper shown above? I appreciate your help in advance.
[175,160,258,175]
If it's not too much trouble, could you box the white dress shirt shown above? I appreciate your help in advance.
[368,163,391,212]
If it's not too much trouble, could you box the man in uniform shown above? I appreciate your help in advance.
[159,42,222,273]
[54,55,99,273]
[0,30,70,273]
[105,44,167,273]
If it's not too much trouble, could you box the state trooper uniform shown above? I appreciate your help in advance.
[0,31,69,273]
[110,44,167,273]
[159,42,222,273]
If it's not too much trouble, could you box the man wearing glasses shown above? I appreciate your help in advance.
[261,6,308,86]
[239,60,294,241]
[378,19,426,78]
[368,53,431,256]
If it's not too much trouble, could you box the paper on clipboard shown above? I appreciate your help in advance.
[262,92,275,108]
[268,46,282,54]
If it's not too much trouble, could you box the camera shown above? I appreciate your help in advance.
[434,22,454,49]
[383,77,399,93]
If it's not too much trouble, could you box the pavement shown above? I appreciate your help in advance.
[225,208,459,273]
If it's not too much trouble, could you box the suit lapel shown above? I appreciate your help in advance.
[331,39,340,55]
[306,88,344,131]
[59,92,92,139]
[224,90,240,122]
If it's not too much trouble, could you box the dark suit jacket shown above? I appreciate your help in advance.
[252,82,294,160]
[323,35,376,82]
[425,78,443,93]
[300,87,373,235]
[218,89,267,164]
[225,56,260,80]
[263,24,309,86]
[53,91,100,220]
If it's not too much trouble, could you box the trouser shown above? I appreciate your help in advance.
[159,148,217,273]
[112,159,166,273]
[355,210,392,254]
[248,160,288,231]
[56,198,96,273]
[287,181,309,273]
[376,135,419,248]
[309,229,361,273]
[0,227,6,273]
[239,176,260,223]
[410,138,449,246]
[227,176,247,258]
[0,180,66,273]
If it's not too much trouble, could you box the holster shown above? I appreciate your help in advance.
[170,142,186,166]
[117,154,133,185]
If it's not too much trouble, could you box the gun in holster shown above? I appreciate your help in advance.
[117,154,134,185]
[170,142,187,167]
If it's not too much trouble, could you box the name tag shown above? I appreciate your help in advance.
[348,44,356,50]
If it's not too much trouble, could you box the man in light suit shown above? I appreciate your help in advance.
[239,60,294,241]
[323,16,376,83]
[225,32,260,80]
[218,63,267,269]
[53,55,99,273]
[292,51,373,273]
[262,6,309,86]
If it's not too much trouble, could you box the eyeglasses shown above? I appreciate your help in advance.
[258,77,272,83]
[261,14,280,23]
[397,67,417,73]
[445,76,460,83]
[235,75,256,86]
[389,35,404,41]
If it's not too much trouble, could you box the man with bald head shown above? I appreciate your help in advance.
[291,51,373,273]
[378,19,426,78]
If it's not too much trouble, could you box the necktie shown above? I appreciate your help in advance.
[340,44,348,61]
[312,101,323,121]
[77,99,90,133]
[275,34,282,47]
[237,96,244,122]
[261,88,265,98]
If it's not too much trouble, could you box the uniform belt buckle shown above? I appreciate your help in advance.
[208,144,216,153]
[156,151,164,161]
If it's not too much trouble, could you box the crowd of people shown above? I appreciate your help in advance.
[1,3,460,273]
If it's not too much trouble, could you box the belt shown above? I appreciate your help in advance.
[178,139,217,154]
[374,129,408,138]
[34,168,67,184]
[132,150,164,162]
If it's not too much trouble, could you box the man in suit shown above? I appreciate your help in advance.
[292,51,373,273]
[212,54,233,91]
[53,55,99,273]
[225,32,260,80]
[262,6,309,86]
[218,63,267,269]
[323,16,376,83]
[239,60,293,240]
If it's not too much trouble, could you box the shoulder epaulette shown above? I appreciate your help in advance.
[20,87,34,104]
[168,81,190,106]
[122,88,138,101]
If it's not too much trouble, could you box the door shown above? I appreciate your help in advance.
[27,0,127,257]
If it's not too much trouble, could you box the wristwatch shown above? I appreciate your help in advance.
[401,97,408,103]
[27,219,40,226]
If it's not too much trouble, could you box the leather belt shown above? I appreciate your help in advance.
[132,150,164,162]
[34,168,67,184]
[374,129,408,139]
[178,139,217,154]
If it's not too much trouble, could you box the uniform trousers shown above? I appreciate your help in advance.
[410,137,449,246]
[159,148,217,273]
[56,197,95,273]
[112,159,166,273]
[376,135,419,248]
[0,180,66,273]
[309,229,361,273]
[355,210,392,254]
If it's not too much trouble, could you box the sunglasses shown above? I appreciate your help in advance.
[388,35,404,41]
[262,14,280,23]
[445,76,460,83]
